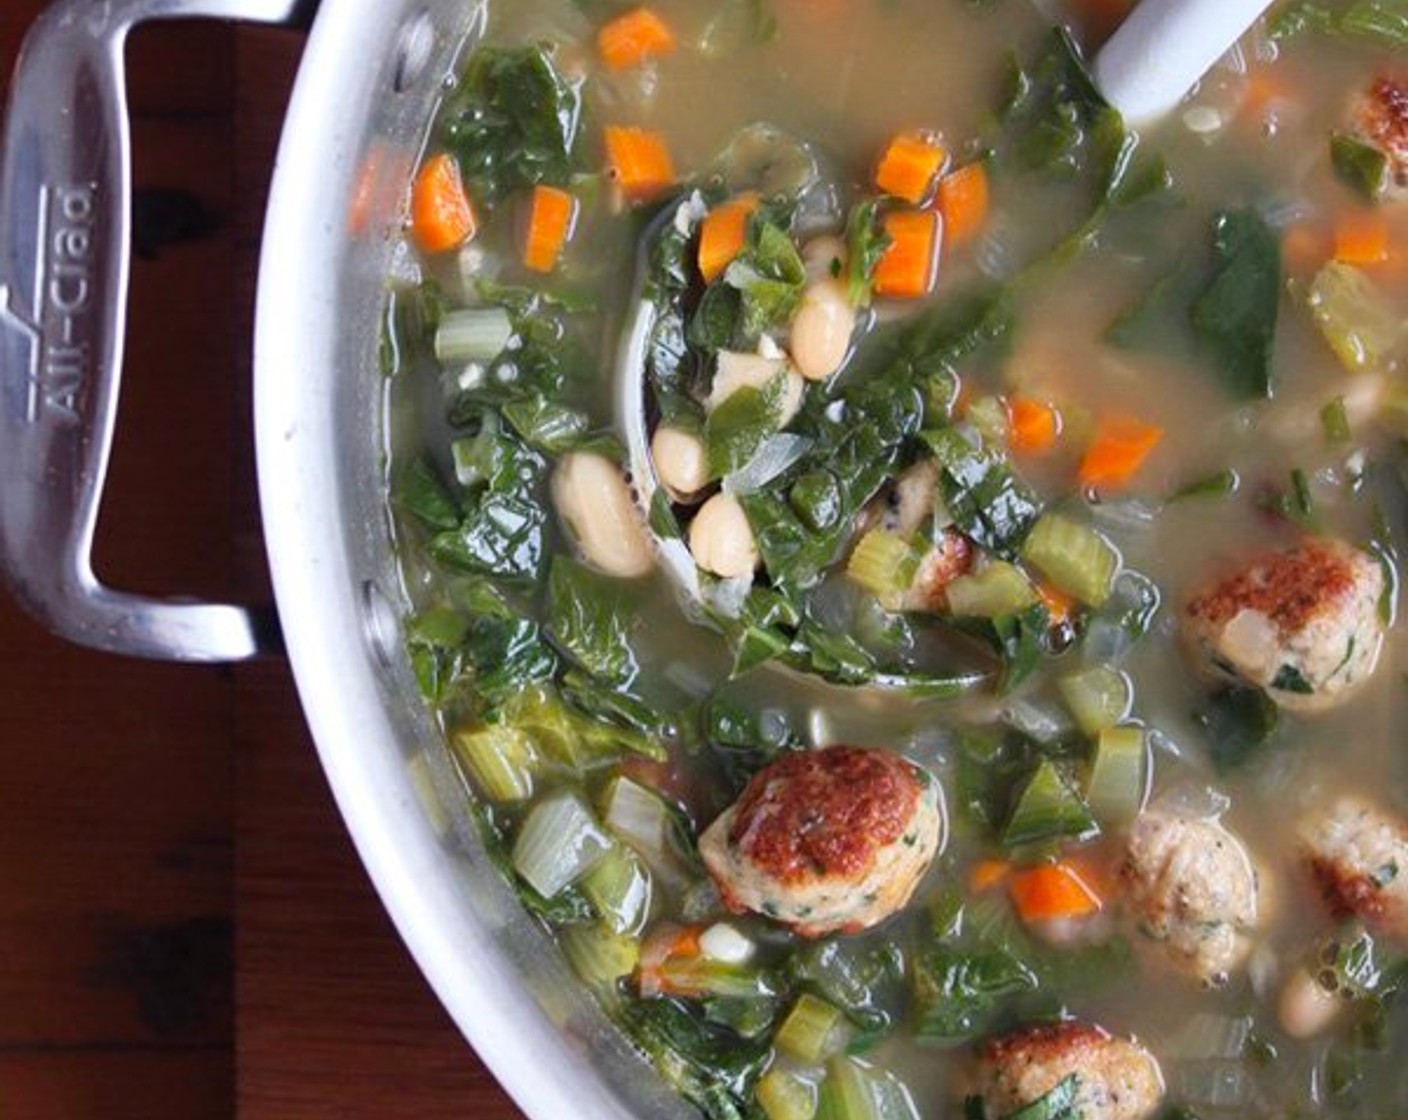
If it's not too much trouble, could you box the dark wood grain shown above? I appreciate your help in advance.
[1,6,523,1118]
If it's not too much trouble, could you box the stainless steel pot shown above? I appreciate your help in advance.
[0,3,692,1116]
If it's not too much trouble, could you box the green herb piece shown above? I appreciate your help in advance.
[845,199,891,307]
[1196,685,1280,772]
[1004,759,1098,848]
[924,427,1043,559]
[1191,209,1281,400]
[706,375,788,478]
[1007,1075,1081,1120]
[619,999,772,1120]
[396,457,461,530]
[911,889,1039,1045]
[1258,468,1319,530]
[1321,396,1353,445]
[440,45,582,206]
[1021,514,1119,607]
[1171,468,1240,502]
[431,490,548,585]
[545,556,641,685]
[1332,132,1392,202]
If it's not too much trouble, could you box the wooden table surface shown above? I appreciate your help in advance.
[0,6,524,1117]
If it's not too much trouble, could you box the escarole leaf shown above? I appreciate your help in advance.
[706,373,789,478]
[1191,209,1281,400]
[922,426,1042,559]
[440,45,582,205]
[545,556,641,686]
[1270,0,1408,44]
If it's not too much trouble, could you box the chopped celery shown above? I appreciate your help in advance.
[600,775,694,891]
[657,954,779,1000]
[1004,760,1098,848]
[759,1067,818,1120]
[1021,513,1118,607]
[561,923,639,1004]
[434,306,514,364]
[815,1056,920,1120]
[1085,725,1148,826]
[1058,665,1132,735]
[511,791,613,898]
[847,530,922,601]
[776,993,849,1064]
[450,724,538,803]
[946,561,1037,618]
[1306,262,1403,373]
[967,395,1010,446]
[580,844,652,935]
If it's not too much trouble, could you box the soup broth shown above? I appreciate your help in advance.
[384,2,1408,1117]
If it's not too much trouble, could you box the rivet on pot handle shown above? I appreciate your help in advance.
[0,0,311,662]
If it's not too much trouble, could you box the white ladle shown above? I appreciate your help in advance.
[1092,0,1277,124]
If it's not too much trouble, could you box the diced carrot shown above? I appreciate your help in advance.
[935,162,989,247]
[1333,210,1391,266]
[875,133,949,205]
[1282,222,1328,273]
[1241,68,1291,117]
[1035,581,1076,627]
[1008,862,1103,924]
[604,125,676,201]
[636,922,705,997]
[1007,396,1060,455]
[410,152,477,254]
[1078,414,1164,490]
[522,184,578,273]
[698,193,760,282]
[598,6,677,71]
[969,859,1012,893]
[872,209,941,299]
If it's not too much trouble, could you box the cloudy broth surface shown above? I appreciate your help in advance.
[385,2,1408,1117]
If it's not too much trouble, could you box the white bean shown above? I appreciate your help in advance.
[551,452,654,578]
[650,426,709,500]
[1277,965,1344,1039]
[709,350,804,427]
[689,493,759,579]
[789,278,856,382]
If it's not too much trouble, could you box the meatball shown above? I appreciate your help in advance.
[1120,810,1260,985]
[697,745,943,937]
[1348,74,1408,199]
[1183,538,1385,713]
[974,1021,1164,1120]
[1300,796,1408,942]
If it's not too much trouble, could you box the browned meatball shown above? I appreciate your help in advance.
[1301,796,1408,942]
[974,1021,1164,1120]
[1183,538,1385,713]
[1349,74,1408,198]
[697,746,943,937]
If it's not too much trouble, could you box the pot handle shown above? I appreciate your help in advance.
[0,0,310,661]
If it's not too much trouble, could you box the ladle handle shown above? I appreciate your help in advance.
[1093,0,1274,124]
[0,0,309,662]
